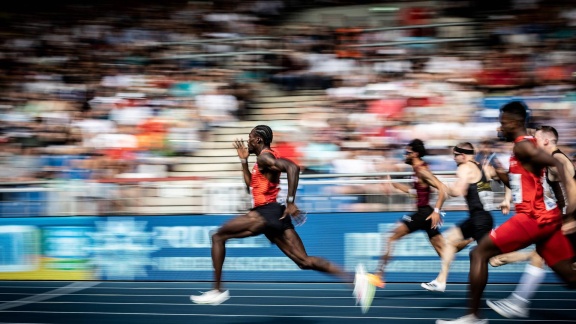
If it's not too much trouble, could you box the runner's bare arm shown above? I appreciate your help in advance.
[517,141,576,214]
[419,168,447,229]
[494,167,510,187]
[446,164,471,197]
[233,139,251,192]
[386,174,412,194]
[499,187,512,215]
[548,154,574,213]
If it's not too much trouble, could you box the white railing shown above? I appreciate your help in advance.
[0,172,507,217]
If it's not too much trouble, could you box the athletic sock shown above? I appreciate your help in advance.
[512,263,546,301]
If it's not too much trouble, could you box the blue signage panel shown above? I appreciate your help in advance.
[0,212,560,283]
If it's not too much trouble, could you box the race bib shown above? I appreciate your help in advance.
[542,175,558,211]
[509,173,522,204]
[478,190,495,211]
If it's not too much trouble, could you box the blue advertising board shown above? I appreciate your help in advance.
[0,211,559,283]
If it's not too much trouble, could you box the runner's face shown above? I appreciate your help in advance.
[453,150,465,165]
[534,130,546,149]
[404,147,415,165]
[247,130,258,153]
[498,113,517,142]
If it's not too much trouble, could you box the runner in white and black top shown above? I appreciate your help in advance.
[421,142,495,293]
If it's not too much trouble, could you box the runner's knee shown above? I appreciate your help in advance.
[211,232,225,244]
[469,246,486,261]
[470,238,499,261]
[295,256,326,270]
[295,258,313,270]
[297,263,312,270]
[388,233,402,243]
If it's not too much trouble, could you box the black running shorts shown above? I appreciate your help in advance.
[400,205,441,238]
[458,211,494,242]
[252,202,294,236]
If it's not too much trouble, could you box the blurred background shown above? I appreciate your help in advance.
[1,0,576,216]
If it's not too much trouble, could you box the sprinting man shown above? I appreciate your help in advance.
[370,139,448,287]
[421,142,494,293]
[191,125,363,306]
[474,139,504,211]
[436,102,576,324]
[486,125,576,319]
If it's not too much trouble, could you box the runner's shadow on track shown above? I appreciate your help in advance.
[533,309,576,322]
[231,318,319,324]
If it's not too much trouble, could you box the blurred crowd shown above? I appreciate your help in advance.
[1,0,576,183]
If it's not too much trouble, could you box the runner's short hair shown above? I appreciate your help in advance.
[500,101,528,122]
[536,125,558,143]
[408,139,427,158]
[454,142,475,155]
[253,125,273,145]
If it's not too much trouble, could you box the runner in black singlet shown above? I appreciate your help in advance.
[421,142,494,292]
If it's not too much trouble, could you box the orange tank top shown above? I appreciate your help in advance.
[509,135,560,224]
[250,149,280,207]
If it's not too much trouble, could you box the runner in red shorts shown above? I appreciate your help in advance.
[436,101,576,324]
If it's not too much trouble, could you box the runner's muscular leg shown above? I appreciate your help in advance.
[469,236,502,316]
[375,223,410,277]
[549,258,576,288]
[211,211,267,290]
[489,250,535,267]
[529,252,545,268]
[455,238,475,251]
[271,228,350,281]
[429,233,445,258]
[435,227,465,284]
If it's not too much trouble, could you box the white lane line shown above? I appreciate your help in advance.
[3,301,576,313]
[0,281,541,286]
[0,281,358,285]
[0,286,572,294]
[0,292,574,302]
[0,282,520,287]
[0,310,574,322]
[0,282,100,311]
[0,301,459,308]
[0,286,350,291]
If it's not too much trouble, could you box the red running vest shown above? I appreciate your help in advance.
[250,149,281,207]
[509,135,560,224]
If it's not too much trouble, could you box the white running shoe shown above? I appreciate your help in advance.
[421,279,446,292]
[353,264,376,313]
[190,289,230,305]
[436,314,488,324]
[353,264,367,304]
[487,296,529,318]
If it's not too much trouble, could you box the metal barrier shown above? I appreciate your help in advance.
[0,172,508,217]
